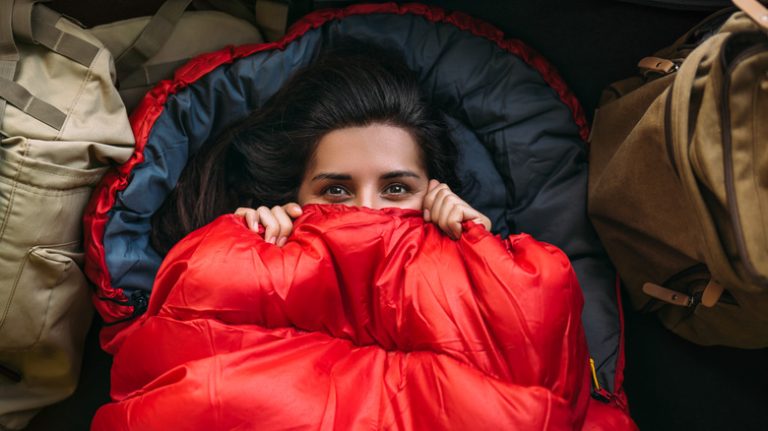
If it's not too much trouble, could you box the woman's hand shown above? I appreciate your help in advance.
[422,179,491,240]
[235,203,303,247]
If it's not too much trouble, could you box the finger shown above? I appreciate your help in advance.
[235,208,259,232]
[462,206,492,231]
[429,187,453,226]
[422,182,449,218]
[283,202,303,219]
[271,205,294,247]
[423,180,440,221]
[448,205,464,240]
[437,198,463,240]
[256,206,279,243]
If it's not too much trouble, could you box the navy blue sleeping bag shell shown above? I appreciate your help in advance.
[95,5,623,399]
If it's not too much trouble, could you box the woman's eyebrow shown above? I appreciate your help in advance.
[311,173,351,181]
[380,170,421,180]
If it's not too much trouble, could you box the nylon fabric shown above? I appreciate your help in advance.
[93,205,593,430]
[85,2,627,410]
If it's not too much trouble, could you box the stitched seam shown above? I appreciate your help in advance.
[0,176,96,195]
[0,240,80,351]
[0,141,30,245]
[56,45,102,139]
[0,157,106,178]
[0,251,29,335]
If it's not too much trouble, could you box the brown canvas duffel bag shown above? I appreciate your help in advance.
[588,0,768,348]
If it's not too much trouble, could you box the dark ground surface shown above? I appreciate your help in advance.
[24,1,768,430]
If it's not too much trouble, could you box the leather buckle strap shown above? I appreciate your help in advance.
[642,282,693,307]
[642,278,725,308]
[638,56,680,74]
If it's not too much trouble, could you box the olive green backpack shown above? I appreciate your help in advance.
[589,0,768,348]
[0,0,134,429]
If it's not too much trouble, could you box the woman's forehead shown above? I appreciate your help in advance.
[307,124,426,175]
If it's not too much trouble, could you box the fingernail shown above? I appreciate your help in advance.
[277,237,287,247]
[267,236,276,244]
[423,209,430,220]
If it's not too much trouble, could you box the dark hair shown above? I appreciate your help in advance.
[151,42,460,254]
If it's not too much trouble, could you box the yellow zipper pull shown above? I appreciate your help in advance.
[589,358,601,391]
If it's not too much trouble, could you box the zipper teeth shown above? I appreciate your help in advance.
[720,37,768,288]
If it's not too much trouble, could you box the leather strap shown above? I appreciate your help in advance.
[642,282,693,307]
[700,279,725,307]
[0,76,66,129]
[638,56,680,74]
[734,0,768,31]
[114,0,194,80]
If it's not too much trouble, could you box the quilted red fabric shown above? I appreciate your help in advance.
[92,205,597,430]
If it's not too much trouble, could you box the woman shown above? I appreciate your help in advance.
[98,41,594,430]
[151,43,490,254]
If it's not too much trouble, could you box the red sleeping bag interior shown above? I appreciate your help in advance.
[92,205,631,430]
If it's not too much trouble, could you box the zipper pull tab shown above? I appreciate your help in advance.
[642,282,693,307]
[700,279,725,307]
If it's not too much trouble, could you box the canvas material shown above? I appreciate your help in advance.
[589,10,768,347]
[0,10,133,430]
[89,9,263,112]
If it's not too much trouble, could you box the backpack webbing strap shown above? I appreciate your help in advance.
[120,58,189,88]
[0,0,18,130]
[114,0,194,80]
[29,5,99,66]
[0,76,66,129]
[7,1,99,67]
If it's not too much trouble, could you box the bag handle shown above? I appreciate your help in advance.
[113,0,194,79]
[0,0,18,130]
[733,0,768,31]
[0,0,99,130]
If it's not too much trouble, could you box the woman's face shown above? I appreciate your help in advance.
[297,123,429,210]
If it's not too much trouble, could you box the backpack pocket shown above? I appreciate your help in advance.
[0,241,90,350]
[0,139,102,351]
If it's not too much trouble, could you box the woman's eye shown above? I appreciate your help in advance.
[323,185,349,196]
[384,184,409,195]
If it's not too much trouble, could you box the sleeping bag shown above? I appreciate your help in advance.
[92,205,592,430]
[83,2,637,427]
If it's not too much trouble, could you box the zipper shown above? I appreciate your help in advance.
[100,290,150,326]
[720,35,768,288]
